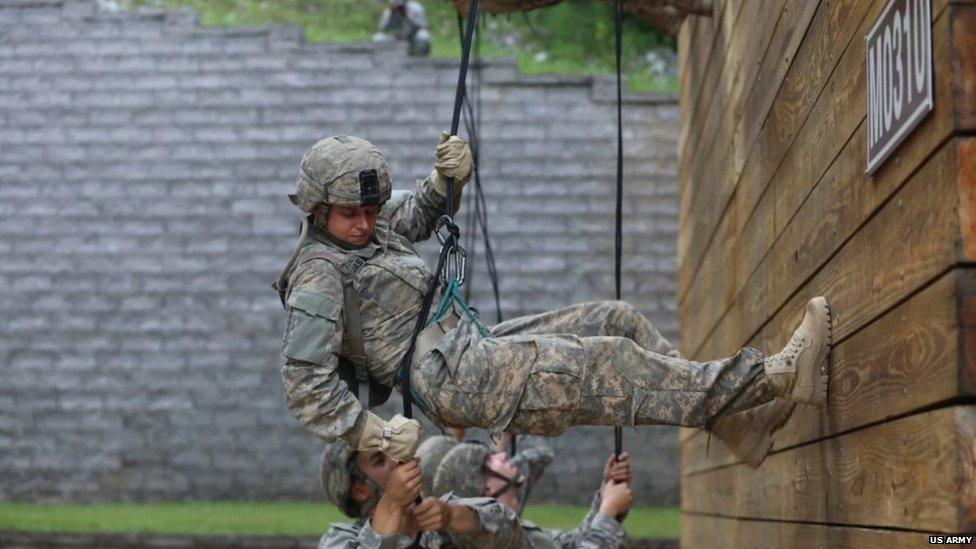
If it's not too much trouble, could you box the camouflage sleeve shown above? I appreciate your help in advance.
[318,523,364,549]
[357,519,410,549]
[580,490,602,530]
[545,491,624,549]
[579,513,626,549]
[383,173,462,243]
[443,494,523,548]
[281,260,365,446]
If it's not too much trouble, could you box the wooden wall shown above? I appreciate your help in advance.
[676,0,976,545]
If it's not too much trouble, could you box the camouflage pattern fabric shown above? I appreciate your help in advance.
[412,300,773,435]
[316,494,523,549]
[416,435,459,496]
[519,490,625,548]
[279,176,775,446]
[432,443,490,499]
[279,171,456,445]
[292,136,393,212]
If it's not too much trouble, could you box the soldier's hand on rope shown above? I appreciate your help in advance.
[432,131,474,194]
[603,452,631,485]
[384,458,423,507]
[357,411,422,462]
[599,479,634,519]
[411,496,452,530]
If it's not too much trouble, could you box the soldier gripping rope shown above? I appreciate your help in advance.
[432,442,633,548]
[273,133,833,465]
[316,438,523,548]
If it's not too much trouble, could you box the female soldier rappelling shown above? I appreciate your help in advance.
[273,133,831,464]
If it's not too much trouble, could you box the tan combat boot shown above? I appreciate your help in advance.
[764,296,832,405]
[709,398,796,467]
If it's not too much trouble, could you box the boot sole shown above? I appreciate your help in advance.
[792,296,832,405]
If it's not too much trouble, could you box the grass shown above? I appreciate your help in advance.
[0,502,680,539]
[120,0,677,93]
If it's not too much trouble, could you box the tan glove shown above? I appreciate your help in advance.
[357,411,422,462]
[432,131,474,195]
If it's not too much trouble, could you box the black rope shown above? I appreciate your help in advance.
[393,7,478,545]
[613,0,625,459]
[399,0,479,420]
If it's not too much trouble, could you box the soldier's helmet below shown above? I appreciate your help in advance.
[291,135,392,213]
[433,442,490,498]
[320,439,361,518]
[416,435,459,496]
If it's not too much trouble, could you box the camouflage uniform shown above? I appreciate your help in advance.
[279,155,775,448]
[520,492,625,549]
[317,494,523,549]
[374,0,431,56]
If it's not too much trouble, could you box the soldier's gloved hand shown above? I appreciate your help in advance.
[358,411,422,462]
[432,131,473,195]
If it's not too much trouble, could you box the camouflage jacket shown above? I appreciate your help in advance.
[279,173,455,446]
[317,494,523,549]
[521,492,625,548]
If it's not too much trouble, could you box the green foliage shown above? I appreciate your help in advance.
[0,502,680,538]
[123,0,676,92]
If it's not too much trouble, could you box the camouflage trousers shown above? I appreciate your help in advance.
[411,300,774,436]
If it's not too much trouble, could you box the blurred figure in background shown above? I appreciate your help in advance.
[373,0,431,56]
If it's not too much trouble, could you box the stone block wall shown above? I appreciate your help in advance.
[0,0,680,504]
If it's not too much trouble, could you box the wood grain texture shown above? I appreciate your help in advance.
[682,267,970,475]
[681,4,971,360]
[682,513,942,548]
[678,0,821,307]
[681,406,976,532]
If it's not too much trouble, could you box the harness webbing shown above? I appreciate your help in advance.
[613,0,625,458]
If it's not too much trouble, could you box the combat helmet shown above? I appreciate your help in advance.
[416,435,459,496]
[432,442,490,498]
[291,136,392,212]
[320,439,365,518]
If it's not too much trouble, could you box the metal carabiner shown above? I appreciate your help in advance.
[441,243,467,286]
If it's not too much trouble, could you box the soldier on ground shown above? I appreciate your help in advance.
[317,438,523,548]
[273,133,832,467]
[432,442,633,548]
[373,0,431,56]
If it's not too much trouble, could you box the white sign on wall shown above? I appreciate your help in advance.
[865,0,933,174]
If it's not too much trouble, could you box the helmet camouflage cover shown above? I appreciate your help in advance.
[291,135,392,212]
[320,439,360,518]
[432,442,490,499]
[416,435,459,496]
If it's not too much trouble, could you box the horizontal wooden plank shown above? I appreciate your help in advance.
[678,0,821,306]
[683,267,970,475]
[682,513,941,548]
[678,0,957,319]
[681,4,969,360]
[677,0,747,264]
[681,406,976,532]
[683,136,973,467]
[677,0,872,304]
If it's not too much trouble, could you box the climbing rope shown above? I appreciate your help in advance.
[396,0,480,421]
[613,0,625,458]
